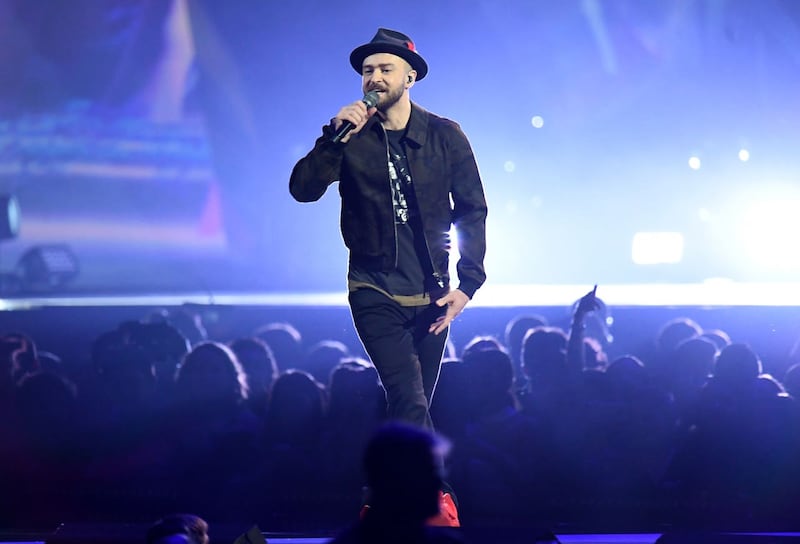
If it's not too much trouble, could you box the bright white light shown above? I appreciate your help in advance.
[631,232,684,265]
[740,198,800,269]
[739,149,750,162]
[688,156,701,170]
[504,161,516,173]
[447,225,460,281]
[531,116,544,128]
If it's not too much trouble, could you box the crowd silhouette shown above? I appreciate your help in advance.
[2,293,800,537]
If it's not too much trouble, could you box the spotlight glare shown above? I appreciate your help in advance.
[531,115,545,128]
[688,156,701,170]
[739,149,750,162]
[631,232,684,265]
[447,225,460,281]
[740,199,800,268]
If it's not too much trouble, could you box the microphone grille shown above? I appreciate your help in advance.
[363,90,379,108]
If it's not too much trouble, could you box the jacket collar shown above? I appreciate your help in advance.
[404,102,429,147]
[367,102,429,147]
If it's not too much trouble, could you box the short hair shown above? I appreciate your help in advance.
[363,422,450,521]
[146,513,209,544]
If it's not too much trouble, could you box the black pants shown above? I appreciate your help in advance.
[349,288,449,429]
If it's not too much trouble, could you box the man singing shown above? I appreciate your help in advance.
[290,28,487,429]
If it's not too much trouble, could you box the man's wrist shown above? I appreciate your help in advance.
[457,283,478,299]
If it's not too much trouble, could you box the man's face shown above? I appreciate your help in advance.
[361,53,411,111]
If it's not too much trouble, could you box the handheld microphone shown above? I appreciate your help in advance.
[331,90,379,143]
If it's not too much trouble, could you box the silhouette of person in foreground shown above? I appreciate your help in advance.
[146,513,209,544]
[331,422,463,544]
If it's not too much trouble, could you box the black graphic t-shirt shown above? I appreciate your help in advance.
[349,128,433,297]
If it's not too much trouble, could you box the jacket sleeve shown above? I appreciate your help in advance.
[449,124,488,299]
[289,124,345,202]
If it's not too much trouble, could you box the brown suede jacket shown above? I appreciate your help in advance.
[289,103,487,299]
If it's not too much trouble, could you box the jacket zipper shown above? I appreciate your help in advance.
[395,132,444,290]
[382,127,400,271]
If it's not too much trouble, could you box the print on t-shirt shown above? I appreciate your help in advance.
[389,151,412,224]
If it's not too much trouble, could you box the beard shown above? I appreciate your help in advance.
[371,83,404,112]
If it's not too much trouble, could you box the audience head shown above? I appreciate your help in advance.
[755,373,787,398]
[672,336,717,385]
[521,326,568,383]
[363,422,450,523]
[783,363,800,400]
[700,328,732,352]
[91,331,157,402]
[462,347,516,415]
[128,321,191,384]
[504,314,547,373]
[656,317,702,354]
[146,513,209,544]
[266,369,326,447]
[146,307,208,346]
[606,355,647,393]
[1,332,40,384]
[15,370,78,449]
[461,334,506,359]
[36,350,62,375]
[713,343,762,389]
[253,321,303,373]
[176,342,248,408]
[328,357,385,419]
[304,339,350,386]
[229,336,278,397]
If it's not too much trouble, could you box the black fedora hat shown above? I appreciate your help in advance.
[350,28,428,81]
